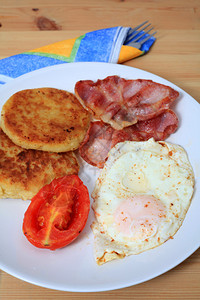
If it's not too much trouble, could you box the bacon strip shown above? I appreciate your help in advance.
[79,122,113,168]
[79,110,179,168]
[75,76,179,130]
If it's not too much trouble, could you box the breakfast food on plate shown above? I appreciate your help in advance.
[75,76,179,130]
[23,175,90,250]
[0,74,193,264]
[0,87,91,152]
[91,138,195,265]
[0,128,79,200]
[79,109,179,168]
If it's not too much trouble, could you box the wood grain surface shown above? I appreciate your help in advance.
[0,0,200,299]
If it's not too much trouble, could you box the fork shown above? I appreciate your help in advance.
[125,21,157,49]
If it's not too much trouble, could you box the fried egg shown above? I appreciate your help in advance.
[91,138,195,265]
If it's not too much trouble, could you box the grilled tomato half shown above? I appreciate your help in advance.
[23,175,90,250]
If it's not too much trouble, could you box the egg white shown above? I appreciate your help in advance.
[91,138,195,265]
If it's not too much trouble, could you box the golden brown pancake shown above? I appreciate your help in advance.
[0,128,79,200]
[0,88,90,152]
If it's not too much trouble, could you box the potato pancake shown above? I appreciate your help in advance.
[0,128,79,200]
[0,88,90,152]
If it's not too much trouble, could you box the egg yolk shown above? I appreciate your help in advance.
[114,195,166,241]
[122,170,148,193]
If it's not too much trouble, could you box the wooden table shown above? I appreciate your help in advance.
[0,0,200,299]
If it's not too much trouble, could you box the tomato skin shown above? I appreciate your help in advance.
[23,175,90,250]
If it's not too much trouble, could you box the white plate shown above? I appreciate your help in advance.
[0,62,199,292]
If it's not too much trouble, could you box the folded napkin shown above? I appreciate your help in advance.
[0,26,156,86]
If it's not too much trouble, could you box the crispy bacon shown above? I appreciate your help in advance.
[79,110,179,168]
[75,76,179,130]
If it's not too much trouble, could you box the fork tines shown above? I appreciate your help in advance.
[126,21,157,44]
